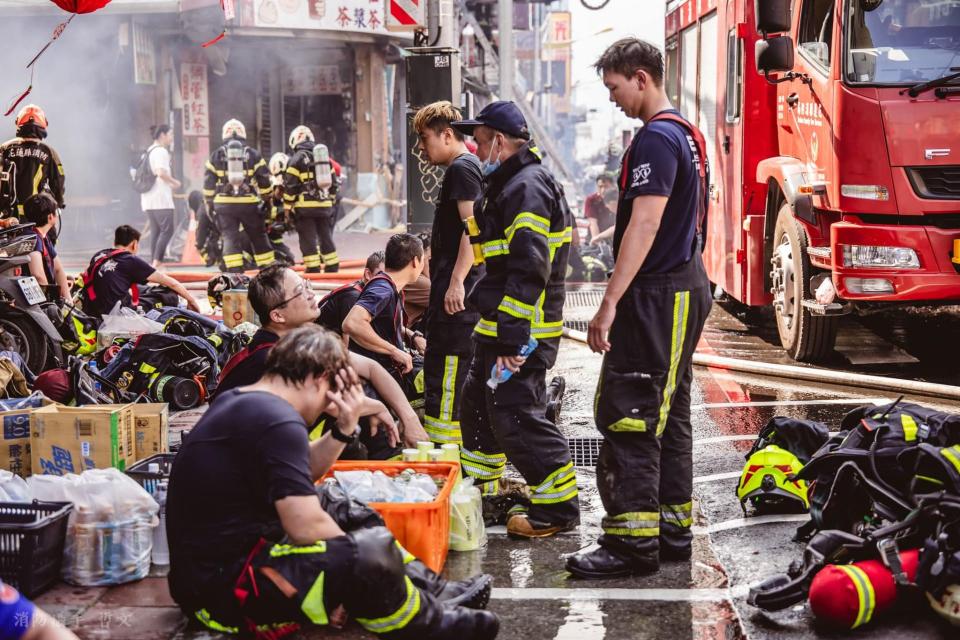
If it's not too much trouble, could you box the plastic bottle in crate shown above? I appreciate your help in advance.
[152,480,169,565]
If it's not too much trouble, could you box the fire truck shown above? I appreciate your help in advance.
[664,0,960,361]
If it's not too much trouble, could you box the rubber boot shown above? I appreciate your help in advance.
[566,536,659,579]
[305,266,322,274]
[430,607,500,640]
[405,560,493,610]
[324,263,340,274]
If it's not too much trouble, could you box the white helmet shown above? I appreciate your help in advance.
[268,152,289,176]
[222,118,246,140]
[289,125,314,149]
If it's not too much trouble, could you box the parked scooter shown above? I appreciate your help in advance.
[0,222,63,373]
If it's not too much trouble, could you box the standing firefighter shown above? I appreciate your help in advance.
[0,104,65,222]
[203,119,275,273]
[412,101,484,446]
[284,126,341,273]
[566,39,713,579]
[266,152,296,265]
[451,102,579,539]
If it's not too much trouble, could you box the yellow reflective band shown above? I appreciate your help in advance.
[322,251,340,265]
[837,565,876,628]
[529,146,542,159]
[547,227,573,261]
[214,195,260,204]
[303,254,322,268]
[253,158,266,170]
[474,318,498,337]
[424,417,462,444]
[660,502,694,528]
[602,511,660,537]
[139,363,157,374]
[32,166,43,194]
[461,449,506,481]
[204,161,218,172]
[395,541,416,564]
[498,296,535,321]
[195,609,239,634]
[609,418,647,432]
[941,445,960,474]
[656,291,690,437]
[56,164,64,176]
[481,239,509,258]
[286,166,303,178]
[440,355,458,421]
[506,212,551,243]
[254,251,276,266]
[283,192,297,202]
[296,198,334,208]
[474,318,563,339]
[530,463,578,504]
[465,216,481,236]
[901,414,918,442]
[259,186,273,195]
[357,576,421,634]
[202,189,216,196]
[224,254,245,267]
[269,542,327,557]
[301,572,328,625]
[414,369,425,394]
[309,419,327,442]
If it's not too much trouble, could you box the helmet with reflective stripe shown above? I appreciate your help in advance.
[15,104,47,129]
[288,125,314,149]
[221,118,246,140]
[737,444,809,510]
[268,152,289,176]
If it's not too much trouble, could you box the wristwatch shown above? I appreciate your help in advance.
[331,425,360,444]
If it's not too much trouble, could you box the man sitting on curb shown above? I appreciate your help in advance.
[168,325,498,639]
[216,264,429,451]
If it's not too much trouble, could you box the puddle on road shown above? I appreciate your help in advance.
[553,599,606,640]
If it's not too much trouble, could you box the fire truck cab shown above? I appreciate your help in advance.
[665,0,960,361]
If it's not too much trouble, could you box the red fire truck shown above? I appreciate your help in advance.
[664,0,960,361]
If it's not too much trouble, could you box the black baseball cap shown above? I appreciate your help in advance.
[451,101,531,140]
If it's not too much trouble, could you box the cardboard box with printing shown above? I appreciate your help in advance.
[0,395,55,477]
[31,404,135,475]
[132,403,169,461]
[222,289,258,329]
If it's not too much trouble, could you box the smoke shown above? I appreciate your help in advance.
[0,9,148,259]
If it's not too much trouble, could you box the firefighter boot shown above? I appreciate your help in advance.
[565,535,659,579]
[506,513,578,540]
[405,560,493,610]
[545,375,566,424]
[434,607,500,640]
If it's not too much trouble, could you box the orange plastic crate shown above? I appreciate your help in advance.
[321,461,458,572]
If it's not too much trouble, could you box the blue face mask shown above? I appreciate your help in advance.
[481,137,503,177]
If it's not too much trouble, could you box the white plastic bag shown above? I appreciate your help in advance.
[97,302,164,348]
[27,468,159,586]
[0,470,31,502]
[449,478,486,552]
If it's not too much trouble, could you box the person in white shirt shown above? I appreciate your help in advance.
[140,124,181,268]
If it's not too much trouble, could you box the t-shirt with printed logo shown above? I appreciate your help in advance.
[615,109,701,275]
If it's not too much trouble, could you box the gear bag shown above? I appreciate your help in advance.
[132,145,158,194]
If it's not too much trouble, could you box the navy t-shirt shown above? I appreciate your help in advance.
[83,248,155,316]
[350,274,403,370]
[615,110,702,274]
[31,230,57,285]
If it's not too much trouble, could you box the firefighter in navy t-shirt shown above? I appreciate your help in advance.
[566,38,713,579]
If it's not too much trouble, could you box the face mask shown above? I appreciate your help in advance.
[481,137,503,177]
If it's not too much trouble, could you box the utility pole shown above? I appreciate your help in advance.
[498,0,513,101]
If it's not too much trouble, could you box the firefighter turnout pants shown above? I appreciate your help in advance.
[460,343,579,526]
[422,322,475,446]
[595,256,712,558]
[216,202,275,272]
[295,207,339,273]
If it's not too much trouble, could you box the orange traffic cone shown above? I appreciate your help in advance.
[180,214,204,266]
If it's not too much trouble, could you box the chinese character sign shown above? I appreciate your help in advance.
[180,63,210,137]
[282,65,342,96]
[543,11,572,63]
[254,0,390,34]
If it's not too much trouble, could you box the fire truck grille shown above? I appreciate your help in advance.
[908,166,960,199]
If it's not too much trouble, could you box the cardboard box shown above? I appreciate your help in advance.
[31,404,135,475]
[222,289,258,329]
[132,403,169,461]
[0,396,55,477]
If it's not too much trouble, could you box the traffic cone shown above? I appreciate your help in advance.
[180,214,203,266]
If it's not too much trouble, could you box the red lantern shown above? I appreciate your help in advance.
[48,0,112,14]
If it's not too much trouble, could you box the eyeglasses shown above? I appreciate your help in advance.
[270,279,312,311]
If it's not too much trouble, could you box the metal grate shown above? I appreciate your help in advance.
[568,437,603,467]
[564,320,589,333]
[565,288,606,310]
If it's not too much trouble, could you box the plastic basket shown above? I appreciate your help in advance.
[322,461,458,573]
[0,500,73,597]
[126,453,177,498]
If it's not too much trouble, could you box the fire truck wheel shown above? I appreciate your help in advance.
[771,204,838,362]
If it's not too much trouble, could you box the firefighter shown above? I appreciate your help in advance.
[450,102,580,539]
[266,152,296,265]
[284,126,340,273]
[412,101,484,446]
[203,119,275,273]
[0,104,65,223]
[566,38,713,579]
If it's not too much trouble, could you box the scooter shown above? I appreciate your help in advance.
[0,223,64,373]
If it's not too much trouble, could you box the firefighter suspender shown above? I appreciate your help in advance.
[217,341,276,386]
[363,273,406,348]
[82,249,140,307]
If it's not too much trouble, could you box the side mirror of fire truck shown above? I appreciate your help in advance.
[755,0,792,35]
[756,35,796,79]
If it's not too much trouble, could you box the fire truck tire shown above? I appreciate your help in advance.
[771,205,837,362]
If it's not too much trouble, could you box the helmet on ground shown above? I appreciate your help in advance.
[207,273,250,309]
[737,444,809,511]
[289,125,314,148]
[222,118,246,140]
[15,104,47,129]
[269,152,289,176]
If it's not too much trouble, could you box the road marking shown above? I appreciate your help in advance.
[490,585,750,602]
[693,471,741,484]
[696,513,809,535]
[694,398,888,409]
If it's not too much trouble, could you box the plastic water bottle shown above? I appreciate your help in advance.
[151,480,170,566]
[487,337,538,390]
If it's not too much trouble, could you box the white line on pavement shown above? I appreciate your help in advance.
[694,398,888,409]
[694,432,839,445]
[490,585,750,602]
[693,471,742,484]
[696,513,809,535]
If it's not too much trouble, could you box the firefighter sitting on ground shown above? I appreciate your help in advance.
[167,325,500,639]
[0,104,65,230]
[265,152,296,265]
[203,119,276,273]
[284,126,341,273]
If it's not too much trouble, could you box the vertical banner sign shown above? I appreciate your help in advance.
[132,22,156,85]
[180,63,210,137]
[386,0,425,32]
[543,11,572,62]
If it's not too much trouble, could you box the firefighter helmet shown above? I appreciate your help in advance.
[737,444,809,511]
[268,152,289,176]
[15,104,47,130]
[221,118,246,140]
[289,125,314,149]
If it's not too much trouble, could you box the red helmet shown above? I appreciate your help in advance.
[15,104,47,129]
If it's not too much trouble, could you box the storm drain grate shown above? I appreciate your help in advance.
[565,289,606,309]
[568,437,603,467]
[563,319,589,333]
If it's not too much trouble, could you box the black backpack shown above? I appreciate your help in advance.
[131,145,158,194]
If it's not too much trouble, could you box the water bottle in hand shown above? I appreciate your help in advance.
[487,337,538,390]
